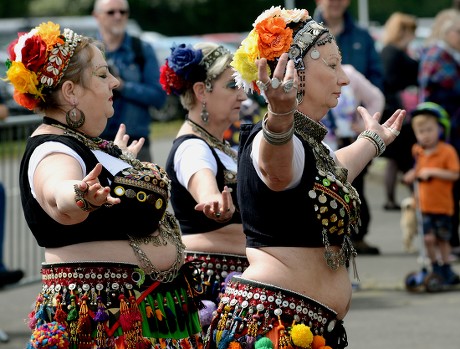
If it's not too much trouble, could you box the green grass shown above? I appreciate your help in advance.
[151,119,183,140]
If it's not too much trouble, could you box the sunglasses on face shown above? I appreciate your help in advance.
[105,9,129,16]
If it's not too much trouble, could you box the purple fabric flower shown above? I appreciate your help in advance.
[167,44,207,83]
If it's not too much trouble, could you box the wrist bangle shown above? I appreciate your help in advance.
[357,130,386,157]
[267,102,297,116]
[262,113,294,146]
[74,183,101,212]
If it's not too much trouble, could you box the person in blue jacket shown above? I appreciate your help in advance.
[314,0,384,255]
[93,0,166,161]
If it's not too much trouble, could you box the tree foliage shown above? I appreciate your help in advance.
[1,0,455,34]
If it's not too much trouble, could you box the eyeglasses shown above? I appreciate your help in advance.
[105,9,129,16]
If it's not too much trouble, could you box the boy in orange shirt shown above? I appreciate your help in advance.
[403,102,460,285]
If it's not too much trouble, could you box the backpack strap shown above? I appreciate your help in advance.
[131,35,145,73]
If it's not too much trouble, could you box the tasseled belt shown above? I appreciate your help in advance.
[203,275,348,349]
[29,261,204,349]
[185,251,249,301]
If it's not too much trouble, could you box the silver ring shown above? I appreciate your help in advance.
[386,126,400,137]
[256,79,270,92]
[271,77,281,89]
[215,212,221,218]
[282,79,295,93]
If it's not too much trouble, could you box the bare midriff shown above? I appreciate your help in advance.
[182,223,246,256]
[45,234,181,271]
[244,246,353,320]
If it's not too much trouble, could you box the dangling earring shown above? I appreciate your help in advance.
[201,102,209,123]
[66,104,86,129]
[296,70,305,105]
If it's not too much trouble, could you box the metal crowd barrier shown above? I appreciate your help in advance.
[0,114,43,284]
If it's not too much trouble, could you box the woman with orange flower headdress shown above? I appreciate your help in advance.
[4,22,204,349]
[204,6,406,349]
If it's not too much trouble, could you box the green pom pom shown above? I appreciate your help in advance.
[254,337,273,349]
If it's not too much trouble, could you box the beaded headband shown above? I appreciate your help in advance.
[289,18,334,70]
[202,45,232,82]
[4,22,82,110]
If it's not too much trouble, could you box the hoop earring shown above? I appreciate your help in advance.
[201,102,209,123]
[66,106,86,129]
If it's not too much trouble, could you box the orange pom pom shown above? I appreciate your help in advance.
[228,341,242,349]
[312,335,326,349]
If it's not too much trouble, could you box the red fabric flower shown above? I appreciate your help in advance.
[160,61,185,96]
[20,35,48,71]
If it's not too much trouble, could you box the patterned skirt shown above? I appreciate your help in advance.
[203,276,348,349]
[27,261,204,349]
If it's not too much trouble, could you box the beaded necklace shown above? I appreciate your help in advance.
[186,118,237,162]
[294,111,360,278]
[42,117,142,169]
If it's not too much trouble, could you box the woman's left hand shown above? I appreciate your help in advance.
[195,186,236,222]
[114,123,145,157]
[356,106,406,146]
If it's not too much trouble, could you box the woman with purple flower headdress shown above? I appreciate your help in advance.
[161,42,249,329]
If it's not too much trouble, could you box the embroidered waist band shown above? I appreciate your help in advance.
[185,251,249,280]
[204,276,348,349]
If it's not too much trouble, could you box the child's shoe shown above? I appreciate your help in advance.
[440,264,460,285]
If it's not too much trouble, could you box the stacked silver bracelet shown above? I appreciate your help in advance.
[261,113,295,146]
[357,130,386,157]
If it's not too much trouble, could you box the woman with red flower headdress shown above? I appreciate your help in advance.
[203,6,406,349]
[4,22,204,349]
[160,42,248,329]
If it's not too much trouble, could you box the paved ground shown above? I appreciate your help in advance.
[1,138,459,349]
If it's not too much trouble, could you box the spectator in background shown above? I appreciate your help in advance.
[0,93,24,288]
[314,0,385,255]
[402,102,460,285]
[380,12,419,211]
[418,8,460,257]
[313,0,384,90]
[93,0,166,161]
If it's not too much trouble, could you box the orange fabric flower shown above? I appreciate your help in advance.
[255,17,292,61]
[13,91,39,110]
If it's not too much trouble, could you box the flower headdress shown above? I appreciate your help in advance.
[160,43,231,96]
[231,6,333,93]
[3,22,81,110]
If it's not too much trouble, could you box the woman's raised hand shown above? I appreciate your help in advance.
[257,53,299,115]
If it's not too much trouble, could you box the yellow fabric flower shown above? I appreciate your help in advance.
[36,22,63,50]
[6,61,40,96]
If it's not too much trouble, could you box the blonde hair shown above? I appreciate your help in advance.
[180,42,233,111]
[382,12,417,46]
[427,8,460,44]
